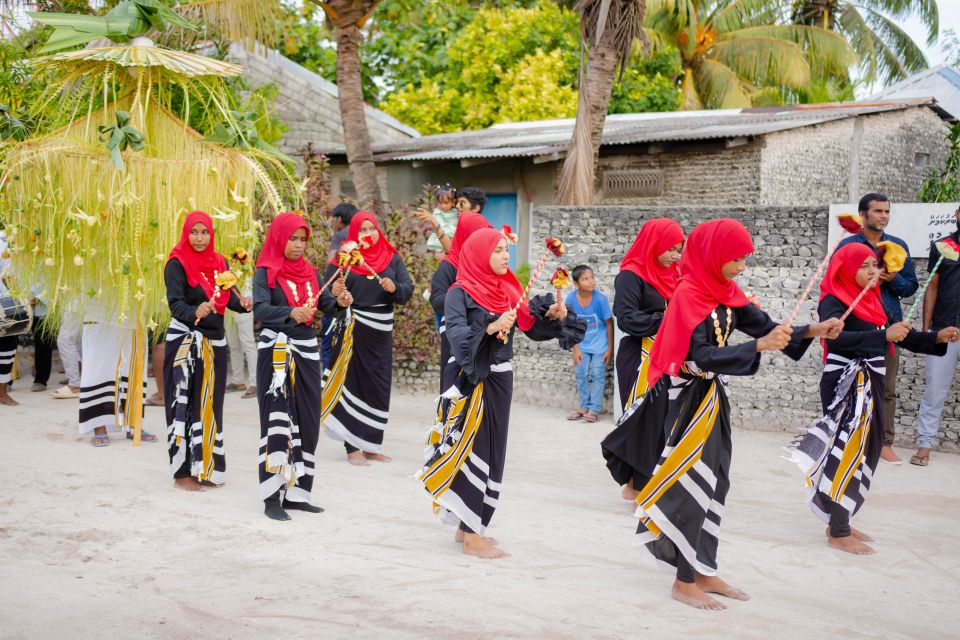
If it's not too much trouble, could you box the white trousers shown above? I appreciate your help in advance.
[57,310,83,387]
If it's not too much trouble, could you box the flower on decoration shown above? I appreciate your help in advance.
[550,267,571,290]
[44,257,55,266]
[545,236,566,257]
[231,248,249,264]
[215,271,239,291]
[73,255,84,266]
[837,213,863,234]
[936,237,960,261]
[501,225,518,244]
[876,241,907,273]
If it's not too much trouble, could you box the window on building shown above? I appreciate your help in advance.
[914,153,931,170]
[339,178,357,198]
[600,169,664,198]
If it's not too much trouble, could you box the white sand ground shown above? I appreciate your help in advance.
[0,380,958,640]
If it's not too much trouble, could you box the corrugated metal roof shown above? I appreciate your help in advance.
[869,65,960,121]
[355,99,936,162]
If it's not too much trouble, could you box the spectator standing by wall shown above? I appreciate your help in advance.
[912,205,960,466]
[566,265,613,423]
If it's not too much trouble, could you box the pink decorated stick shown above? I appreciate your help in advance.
[497,236,566,342]
[786,213,864,325]
[839,275,879,322]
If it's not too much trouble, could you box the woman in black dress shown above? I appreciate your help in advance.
[320,211,413,466]
[601,217,684,500]
[786,243,957,554]
[163,211,253,491]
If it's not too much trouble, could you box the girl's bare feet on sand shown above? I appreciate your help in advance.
[174,477,205,492]
[621,481,639,501]
[455,529,498,545]
[828,535,875,555]
[363,452,392,462]
[347,450,370,466]
[695,575,750,601]
[462,532,509,559]
[672,581,725,610]
[0,386,18,406]
[825,526,873,542]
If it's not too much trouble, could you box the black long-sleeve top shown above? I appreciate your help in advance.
[430,260,457,316]
[253,267,344,340]
[685,303,812,376]
[165,259,247,340]
[818,294,945,359]
[613,270,666,337]
[445,288,574,383]
[320,253,414,311]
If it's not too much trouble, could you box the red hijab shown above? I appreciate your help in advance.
[619,217,685,300]
[335,211,397,276]
[444,212,492,269]
[454,228,534,331]
[820,243,887,326]
[257,212,320,311]
[648,219,755,385]
[167,211,229,315]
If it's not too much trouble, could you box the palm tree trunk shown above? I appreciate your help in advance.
[557,28,619,205]
[334,23,384,215]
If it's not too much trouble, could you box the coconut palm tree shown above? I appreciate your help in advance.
[557,0,645,206]
[644,0,856,110]
[790,0,939,85]
[311,0,385,216]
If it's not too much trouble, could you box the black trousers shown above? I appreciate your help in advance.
[32,318,57,385]
[828,501,851,538]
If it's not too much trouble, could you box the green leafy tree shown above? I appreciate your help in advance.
[790,0,939,85]
[644,0,856,110]
[918,123,960,203]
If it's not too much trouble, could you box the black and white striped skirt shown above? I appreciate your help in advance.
[78,317,147,435]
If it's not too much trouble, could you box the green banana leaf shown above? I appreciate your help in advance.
[97,110,145,173]
[0,104,34,142]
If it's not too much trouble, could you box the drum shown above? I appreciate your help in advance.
[0,296,33,337]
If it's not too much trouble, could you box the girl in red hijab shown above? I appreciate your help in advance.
[163,211,253,491]
[320,211,413,466]
[429,212,493,394]
[418,228,585,560]
[632,218,842,611]
[254,212,352,521]
[602,218,684,501]
[786,243,957,556]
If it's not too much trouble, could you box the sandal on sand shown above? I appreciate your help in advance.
[144,396,164,407]
[126,430,158,443]
[582,412,599,423]
[567,409,585,421]
[226,383,246,392]
[50,385,79,399]
[242,387,257,399]
[90,434,110,447]
[910,453,930,466]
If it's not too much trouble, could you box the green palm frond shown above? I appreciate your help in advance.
[838,4,880,81]
[679,67,703,109]
[711,35,810,89]
[695,58,752,108]
[644,0,698,31]
[723,24,857,77]
[709,0,783,34]
[642,26,676,53]
[864,8,929,83]
[177,0,283,50]
[33,44,244,78]
[858,0,939,44]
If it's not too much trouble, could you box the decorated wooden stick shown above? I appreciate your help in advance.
[904,237,960,323]
[196,270,239,325]
[839,275,879,322]
[551,266,571,309]
[786,213,863,325]
[498,235,566,342]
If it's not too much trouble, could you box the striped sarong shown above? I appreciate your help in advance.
[785,353,884,524]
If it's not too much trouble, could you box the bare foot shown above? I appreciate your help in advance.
[462,533,509,559]
[695,574,750,601]
[200,480,222,488]
[0,394,18,406]
[828,535,876,555]
[174,477,205,492]
[363,452,392,463]
[621,482,639,502]
[825,526,874,542]
[455,529,499,545]
[672,580,726,610]
[347,450,370,466]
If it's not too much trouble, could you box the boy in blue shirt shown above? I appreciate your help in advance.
[566,265,613,422]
